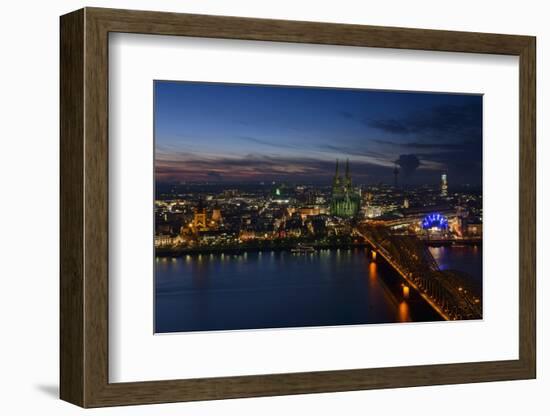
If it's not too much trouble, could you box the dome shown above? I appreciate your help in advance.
[422,213,448,230]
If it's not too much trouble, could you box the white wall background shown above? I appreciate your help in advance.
[0,1,545,414]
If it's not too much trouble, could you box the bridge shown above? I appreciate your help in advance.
[355,223,482,321]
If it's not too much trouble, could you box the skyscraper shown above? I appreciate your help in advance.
[393,164,399,188]
[441,173,448,197]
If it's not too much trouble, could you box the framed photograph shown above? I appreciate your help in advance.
[60,7,536,407]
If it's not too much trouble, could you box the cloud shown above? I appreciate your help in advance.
[206,171,222,181]
[236,136,395,167]
[237,136,300,149]
[367,101,482,182]
[415,150,482,183]
[370,119,411,135]
[155,152,390,184]
[319,144,391,164]
[373,139,476,150]
[367,102,482,141]
[154,150,480,186]
[395,154,420,175]
[416,150,481,170]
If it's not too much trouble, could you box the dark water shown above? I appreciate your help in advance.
[155,246,481,333]
[429,245,483,293]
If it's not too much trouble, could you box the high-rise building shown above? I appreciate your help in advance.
[330,159,361,218]
[441,173,448,197]
[393,164,399,188]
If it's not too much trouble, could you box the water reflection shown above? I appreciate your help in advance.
[155,248,465,333]
[369,262,378,281]
[398,301,411,322]
[428,245,482,292]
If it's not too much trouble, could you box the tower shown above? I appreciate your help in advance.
[211,206,223,228]
[393,164,399,188]
[332,159,341,190]
[344,159,352,189]
[441,173,448,197]
[193,200,207,229]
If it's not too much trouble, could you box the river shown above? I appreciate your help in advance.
[155,246,482,333]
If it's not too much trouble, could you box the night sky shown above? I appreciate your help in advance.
[154,81,482,187]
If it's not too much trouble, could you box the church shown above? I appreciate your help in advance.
[330,159,361,218]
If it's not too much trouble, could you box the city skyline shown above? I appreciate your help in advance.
[154,81,483,186]
[154,80,483,332]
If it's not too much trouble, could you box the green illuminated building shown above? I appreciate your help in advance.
[330,159,361,218]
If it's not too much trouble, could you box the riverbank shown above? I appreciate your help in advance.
[156,243,369,257]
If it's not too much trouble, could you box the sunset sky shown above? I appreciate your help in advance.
[154,81,482,186]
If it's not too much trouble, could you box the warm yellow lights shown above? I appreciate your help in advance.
[398,301,410,322]
[368,262,377,278]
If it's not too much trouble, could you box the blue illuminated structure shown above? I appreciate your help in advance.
[422,213,449,230]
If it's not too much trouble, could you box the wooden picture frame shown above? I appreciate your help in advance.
[60,7,536,408]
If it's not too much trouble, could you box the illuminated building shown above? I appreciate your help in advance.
[299,206,321,220]
[154,234,182,247]
[466,222,482,237]
[211,208,222,222]
[422,213,449,233]
[193,200,207,229]
[365,205,383,219]
[364,192,373,205]
[403,198,410,209]
[330,159,361,218]
[315,196,326,204]
[272,183,290,202]
[238,230,256,241]
[441,173,448,197]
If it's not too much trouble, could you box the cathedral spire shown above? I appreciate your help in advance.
[333,159,341,189]
[344,159,352,188]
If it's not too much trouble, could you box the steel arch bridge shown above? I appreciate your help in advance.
[356,224,482,321]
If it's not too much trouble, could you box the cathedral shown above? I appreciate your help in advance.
[330,159,361,218]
